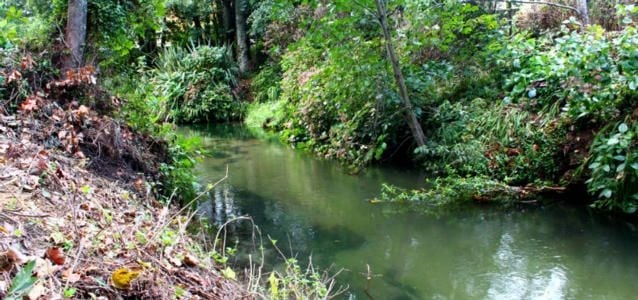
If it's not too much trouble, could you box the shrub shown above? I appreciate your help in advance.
[251,63,282,103]
[150,45,244,124]
[502,23,638,122]
[586,121,638,213]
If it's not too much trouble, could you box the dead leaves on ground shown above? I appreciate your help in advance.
[45,247,65,265]
[45,66,97,90]
[0,57,246,299]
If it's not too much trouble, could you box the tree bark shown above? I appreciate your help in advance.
[222,0,235,45]
[479,0,589,25]
[235,0,251,74]
[374,0,426,148]
[576,0,590,26]
[63,0,88,70]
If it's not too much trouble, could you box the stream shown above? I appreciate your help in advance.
[183,125,638,300]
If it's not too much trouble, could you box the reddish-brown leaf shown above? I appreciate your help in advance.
[45,247,66,265]
[6,70,22,83]
[20,54,35,70]
[20,96,39,112]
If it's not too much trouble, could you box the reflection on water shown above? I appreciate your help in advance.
[184,125,638,299]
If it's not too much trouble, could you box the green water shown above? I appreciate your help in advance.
[186,125,638,299]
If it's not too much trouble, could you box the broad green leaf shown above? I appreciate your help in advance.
[7,260,37,300]
[613,155,626,161]
[619,123,629,133]
[607,136,619,145]
[616,163,625,172]
[600,189,613,199]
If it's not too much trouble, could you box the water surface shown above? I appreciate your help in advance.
[185,125,638,299]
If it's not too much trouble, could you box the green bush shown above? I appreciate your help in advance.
[151,45,245,123]
[251,63,282,103]
[502,23,638,121]
[275,38,403,170]
[0,5,50,49]
[418,98,565,185]
[586,121,638,213]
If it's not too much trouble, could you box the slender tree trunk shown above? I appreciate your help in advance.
[141,28,158,65]
[235,0,251,74]
[63,0,88,70]
[194,16,203,44]
[222,0,235,45]
[374,0,426,148]
[576,0,590,26]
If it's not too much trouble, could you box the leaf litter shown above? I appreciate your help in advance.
[0,58,250,299]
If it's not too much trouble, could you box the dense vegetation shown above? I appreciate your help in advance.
[2,0,638,296]
[3,1,638,212]
[245,1,638,214]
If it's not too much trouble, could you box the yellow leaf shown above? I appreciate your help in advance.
[221,267,236,281]
[111,267,141,289]
[269,272,279,297]
[136,260,152,269]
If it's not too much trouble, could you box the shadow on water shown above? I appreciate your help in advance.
[183,125,638,300]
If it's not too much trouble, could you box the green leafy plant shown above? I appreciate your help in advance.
[151,45,244,123]
[586,121,638,213]
[6,260,37,300]
[63,287,77,298]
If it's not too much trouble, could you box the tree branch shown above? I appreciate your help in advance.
[467,0,579,14]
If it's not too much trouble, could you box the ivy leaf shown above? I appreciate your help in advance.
[619,123,629,133]
[600,189,613,199]
[607,136,620,145]
[616,163,626,172]
[631,163,638,170]
[6,260,37,300]
[613,155,626,161]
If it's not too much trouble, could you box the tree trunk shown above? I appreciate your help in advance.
[374,0,426,148]
[140,28,158,65]
[576,0,590,26]
[222,0,235,45]
[235,0,251,74]
[63,0,88,70]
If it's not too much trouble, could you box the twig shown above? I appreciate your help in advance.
[3,210,50,218]
[364,264,375,300]
[460,0,579,13]
[64,237,85,291]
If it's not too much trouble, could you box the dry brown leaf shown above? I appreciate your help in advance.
[61,268,81,283]
[74,105,90,118]
[45,247,65,265]
[7,70,22,83]
[26,282,47,300]
[0,248,26,271]
[182,254,199,267]
[20,54,35,70]
[20,95,40,112]
[74,151,85,159]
